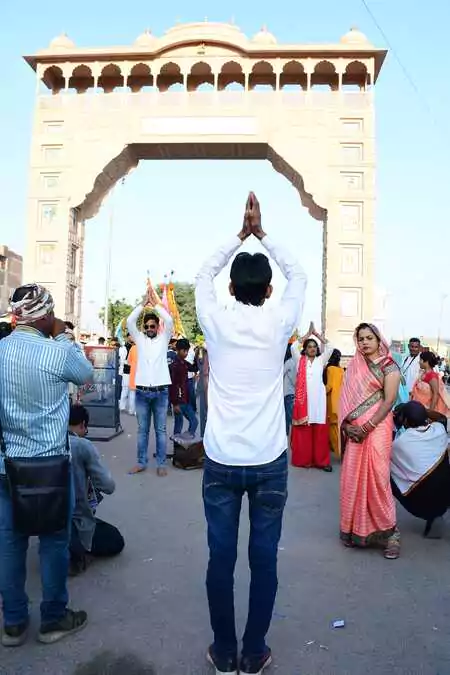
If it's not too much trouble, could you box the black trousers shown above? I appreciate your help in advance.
[391,454,450,522]
[70,518,125,561]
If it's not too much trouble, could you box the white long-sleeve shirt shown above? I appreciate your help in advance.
[401,354,421,394]
[127,304,174,388]
[195,235,307,466]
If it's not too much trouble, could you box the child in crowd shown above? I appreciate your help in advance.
[169,338,199,438]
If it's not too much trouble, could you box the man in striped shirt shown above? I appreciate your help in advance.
[0,284,94,647]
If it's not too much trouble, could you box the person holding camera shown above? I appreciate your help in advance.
[0,284,93,647]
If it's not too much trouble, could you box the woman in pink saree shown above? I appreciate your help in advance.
[340,323,401,559]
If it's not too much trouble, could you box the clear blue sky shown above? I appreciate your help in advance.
[1,0,449,338]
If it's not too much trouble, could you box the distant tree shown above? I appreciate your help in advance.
[172,282,203,341]
[99,285,203,341]
[99,298,134,337]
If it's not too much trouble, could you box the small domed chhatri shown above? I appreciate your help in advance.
[340,26,371,45]
[134,29,156,47]
[49,33,75,50]
[252,26,277,45]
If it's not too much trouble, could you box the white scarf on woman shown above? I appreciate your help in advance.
[391,422,449,495]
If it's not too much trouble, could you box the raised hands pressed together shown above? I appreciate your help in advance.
[238,192,266,242]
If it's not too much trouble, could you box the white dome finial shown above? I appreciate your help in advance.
[49,33,75,50]
[134,29,156,47]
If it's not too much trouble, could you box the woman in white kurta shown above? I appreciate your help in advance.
[291,332,334,471]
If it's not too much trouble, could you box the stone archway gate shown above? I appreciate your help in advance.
[23,21,386,352]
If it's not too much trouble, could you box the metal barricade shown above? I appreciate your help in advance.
[76,346,122,440]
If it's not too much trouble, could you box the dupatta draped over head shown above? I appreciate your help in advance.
[339,324,398,547]
[339,324,395,425]
[292,352,308,426]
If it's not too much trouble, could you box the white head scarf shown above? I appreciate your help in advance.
[10,284,54,325]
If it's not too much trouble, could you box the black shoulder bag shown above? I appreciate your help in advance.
[0,421,71,536]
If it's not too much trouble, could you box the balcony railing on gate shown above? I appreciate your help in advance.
[38,90,371,112]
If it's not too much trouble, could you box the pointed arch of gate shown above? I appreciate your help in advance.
[75,143,327,223]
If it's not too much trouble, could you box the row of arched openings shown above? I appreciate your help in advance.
[41,60,370,94]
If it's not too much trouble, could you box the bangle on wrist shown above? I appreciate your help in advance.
[368,419,376,429]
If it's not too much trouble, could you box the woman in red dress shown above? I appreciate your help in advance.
[411,350,450,415]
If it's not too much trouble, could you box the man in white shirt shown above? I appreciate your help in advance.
[127,286,174,477]
[401,337,422,394]
[196,193,307,675]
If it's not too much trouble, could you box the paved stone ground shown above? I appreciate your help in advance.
[2,414,450,675]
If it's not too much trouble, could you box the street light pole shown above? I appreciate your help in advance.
[103,189,114,338]
[436,293,448,355]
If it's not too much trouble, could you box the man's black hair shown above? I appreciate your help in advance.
[176,338,190,351]
[69,404,89,427]
[72,651,156,675]
[98,337,106,344]
[65,321,75,330]
[409,337,421,344]
[144,312,160,325]
[230,252,272,306]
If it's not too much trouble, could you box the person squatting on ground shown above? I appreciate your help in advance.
[169,338,199,438]
[0,284,93,647]
[127,284,174,477]
[195,192,307,675]
[391,401,450,539]
[68,405,124,576]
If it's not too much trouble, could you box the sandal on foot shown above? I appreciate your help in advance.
[384,529,400,560]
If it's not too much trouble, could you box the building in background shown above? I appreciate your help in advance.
[0,246,23,314]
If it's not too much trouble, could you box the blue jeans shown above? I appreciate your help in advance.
[136,387,169,467]
[174,403,199,436]
[203,451,288,660]
[0,477,70,627]
[284,394,294,436]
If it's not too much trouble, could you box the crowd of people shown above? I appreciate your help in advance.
[0,192,448,675]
